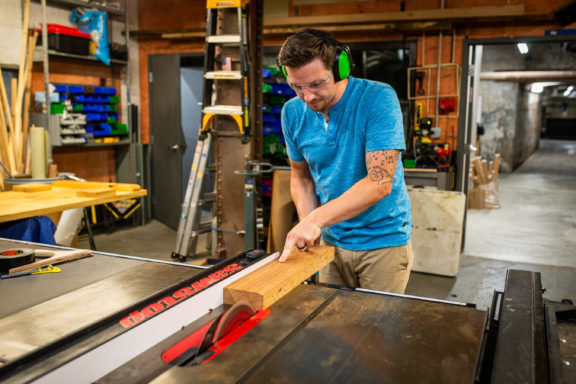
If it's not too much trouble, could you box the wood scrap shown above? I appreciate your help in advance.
[13,0,31,165]
[223,246,334,310]
[21,30,39,173]
[469,153,501,209]
[9,249,92,274]
[11,77,17,122]
[470,155,500,186]
[12,183,52,192]
[76,189,117,198]
[52,180,142,192]
[493,154,500,182]
[0,96,15,174]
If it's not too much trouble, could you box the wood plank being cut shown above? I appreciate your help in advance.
[224,246,334,310]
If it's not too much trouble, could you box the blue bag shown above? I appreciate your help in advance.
[71,9,110,65]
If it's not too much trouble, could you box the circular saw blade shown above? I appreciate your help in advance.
[213,301,255,342]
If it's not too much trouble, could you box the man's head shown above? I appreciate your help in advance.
[277,29,352,82]
[278,29,352,114]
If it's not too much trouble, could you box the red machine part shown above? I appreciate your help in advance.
[161,301,270,365]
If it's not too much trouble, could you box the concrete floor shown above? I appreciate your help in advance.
[78,139,576,310]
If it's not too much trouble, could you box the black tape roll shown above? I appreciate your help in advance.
[0,249,36,273]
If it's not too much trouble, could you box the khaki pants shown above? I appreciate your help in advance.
[319,241,413,294]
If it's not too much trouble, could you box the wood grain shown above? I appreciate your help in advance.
[12,183,52,192]
[75,189,117,198]
[52,180,141,192]
[0,184,147,223]
[224,246,334,310]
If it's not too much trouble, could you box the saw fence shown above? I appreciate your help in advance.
[469,154,501,209]
[0,0,38,190]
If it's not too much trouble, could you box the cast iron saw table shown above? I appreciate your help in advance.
[0,238,572,383]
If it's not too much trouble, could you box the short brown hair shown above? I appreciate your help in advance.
[277,29,337,71]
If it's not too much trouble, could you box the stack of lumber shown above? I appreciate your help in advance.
[0,0,38,185]
[470,154,500,186]
[469,154,501,209]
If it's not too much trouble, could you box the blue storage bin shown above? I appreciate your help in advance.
[263,114,280,124]
[68,85,84,94]
[263,124,282,135]
[270,83,296,97]
[94,86,117,95]
[86,113,107,121]
[54,85,67,93]
[263,68,274,78]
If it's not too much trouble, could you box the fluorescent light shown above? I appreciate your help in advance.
[564,86,574,97]
[517,43,529,54]
[531,83,544,93]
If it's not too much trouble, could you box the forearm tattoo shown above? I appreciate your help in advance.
[366,150,399,185]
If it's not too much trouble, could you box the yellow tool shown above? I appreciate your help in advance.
[1,265,61,279]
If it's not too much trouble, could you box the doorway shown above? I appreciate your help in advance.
[149,53,204,229]
[459,35,576,267]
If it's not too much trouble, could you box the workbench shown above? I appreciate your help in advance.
[0,181,147,223]
[0,238,573,383]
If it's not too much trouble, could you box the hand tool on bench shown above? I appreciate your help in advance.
[1,265,61,279]
[8,249,92,274]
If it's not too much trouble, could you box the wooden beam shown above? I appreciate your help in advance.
[480,71,576,81]
[224,246,334,310]
[14,0,31,167]
[264,4,527,27]
[130,4,534,40]
[21,31,39,174]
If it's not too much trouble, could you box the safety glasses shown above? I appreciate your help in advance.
[288,74,330,93]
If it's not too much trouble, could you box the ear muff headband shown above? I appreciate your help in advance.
[279,29,352,82]
[334,48,351,82]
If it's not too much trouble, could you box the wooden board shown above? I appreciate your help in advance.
[12,183,52,192]
[75,189,117,198]
[52,180,141,192]
[224,246,334,310]
[9,249,92,274]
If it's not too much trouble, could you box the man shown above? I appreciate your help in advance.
[277,29,413,294]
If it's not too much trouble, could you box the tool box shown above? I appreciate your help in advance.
[37,24,91,55]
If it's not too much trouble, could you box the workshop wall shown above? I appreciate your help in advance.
[136,0,207,144]
[479,41,576,172]
[516,90,543,169]
[0,0,138,182]
[135,0,574,155]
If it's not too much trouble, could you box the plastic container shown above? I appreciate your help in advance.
[50,103,66,114]
[37,24,90,55]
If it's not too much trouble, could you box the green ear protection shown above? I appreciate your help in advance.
[280,29,353,83]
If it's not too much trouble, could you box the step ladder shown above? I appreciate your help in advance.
[200,0,251,143]
[172,135,215,261]
[172,0,251,261]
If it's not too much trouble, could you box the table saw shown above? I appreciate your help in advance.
[0,238,573,383]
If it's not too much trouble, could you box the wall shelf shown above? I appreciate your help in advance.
[41,0,126,16]
[33,48,128,65]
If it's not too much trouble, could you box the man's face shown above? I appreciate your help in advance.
[285,57,338,114]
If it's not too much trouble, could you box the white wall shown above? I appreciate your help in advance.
[0,0,24,67]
